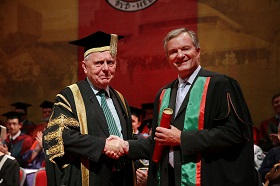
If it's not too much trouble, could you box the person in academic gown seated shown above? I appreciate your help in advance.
[0,126,20,186]
[22,101,54,170]
[0,111,32,167]
[127,28,260,186]
[139,103,154,138]
[130,106,145,139]
[259,93,280,152]
[11,102,36,136]
[31,100,54,142]
[0,151,20,186]
[43,31,134,186]
[130,106,150,186]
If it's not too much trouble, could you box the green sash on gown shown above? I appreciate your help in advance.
[157,77,210,186]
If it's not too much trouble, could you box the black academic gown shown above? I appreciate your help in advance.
[129,68,259,186]
[43,80,134,186]
[0,155,20,186]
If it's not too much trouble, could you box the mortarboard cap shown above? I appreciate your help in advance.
[1,111,23,121]
[130,106,144,119]
[11,102,32,113]
[40,100,54,109]
[141,103,154,110]
[69,31,124,58]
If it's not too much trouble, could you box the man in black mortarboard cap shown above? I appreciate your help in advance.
[0,111,32,167]
[141,102,154,121]
[40,100,54,122]
[1,111,22,134]
[11,102,31,115]
[11,102,36,136]
[30,100,54,142]
[43,31,137,186]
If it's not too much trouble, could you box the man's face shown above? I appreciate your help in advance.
[82,51,116,89]
[166,32,200,79]
[6,118,21,136]
[131,115,141,132]
[272,96,280,115]
[42,108,52,120]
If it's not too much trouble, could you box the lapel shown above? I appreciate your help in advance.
[78,81,130,139]
[110,88,128,140]
[80,81,110,136]
[169,80,178,121]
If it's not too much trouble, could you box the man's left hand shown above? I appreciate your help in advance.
[154,125,181,146]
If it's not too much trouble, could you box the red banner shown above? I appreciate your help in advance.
[78,0,197,107]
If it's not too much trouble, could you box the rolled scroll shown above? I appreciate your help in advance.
[152,108,173,163]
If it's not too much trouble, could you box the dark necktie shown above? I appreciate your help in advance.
[99,90,121,137]
[99,90,125,171]
[8,138,13,151]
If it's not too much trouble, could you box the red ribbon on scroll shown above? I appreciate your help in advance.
[152,108,173,163]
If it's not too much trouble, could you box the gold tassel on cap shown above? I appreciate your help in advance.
[110,34,118,57]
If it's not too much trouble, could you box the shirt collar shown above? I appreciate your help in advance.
[87,77,110,97]
[177,65,201,87]
[12,130,21,140]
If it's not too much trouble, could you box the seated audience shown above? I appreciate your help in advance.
[130,106,150,186]
[259,93,280,152]
[22,131,45,186]
[11,102,36,137]
[0,126,20,186]
[259,125,280,183]
[253,126,266,170]
[254,144,266,170]
[130,106,144,139]
[22,131,44,169]
[140,103,154,137]
[0,151,20,186]
[0,111,32,167]
[31,100,53,142]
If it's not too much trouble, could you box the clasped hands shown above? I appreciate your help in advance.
[103,135,129,159]
[103,125,181,159]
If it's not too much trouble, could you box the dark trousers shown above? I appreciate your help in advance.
[168,164,175,185]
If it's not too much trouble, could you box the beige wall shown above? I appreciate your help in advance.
[0,0,78,123]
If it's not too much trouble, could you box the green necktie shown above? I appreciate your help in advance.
[99,90,121,136]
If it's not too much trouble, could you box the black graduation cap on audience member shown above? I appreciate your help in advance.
[130,106,144,119]
[40,100,54,109]
[141,103,154,111]
[69,31,125,58]
[11,102,32,114]
[1,111,23,121]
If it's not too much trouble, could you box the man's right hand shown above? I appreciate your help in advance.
[104,135,127,159]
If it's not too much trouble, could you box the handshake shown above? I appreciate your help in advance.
[103,135,129,159]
